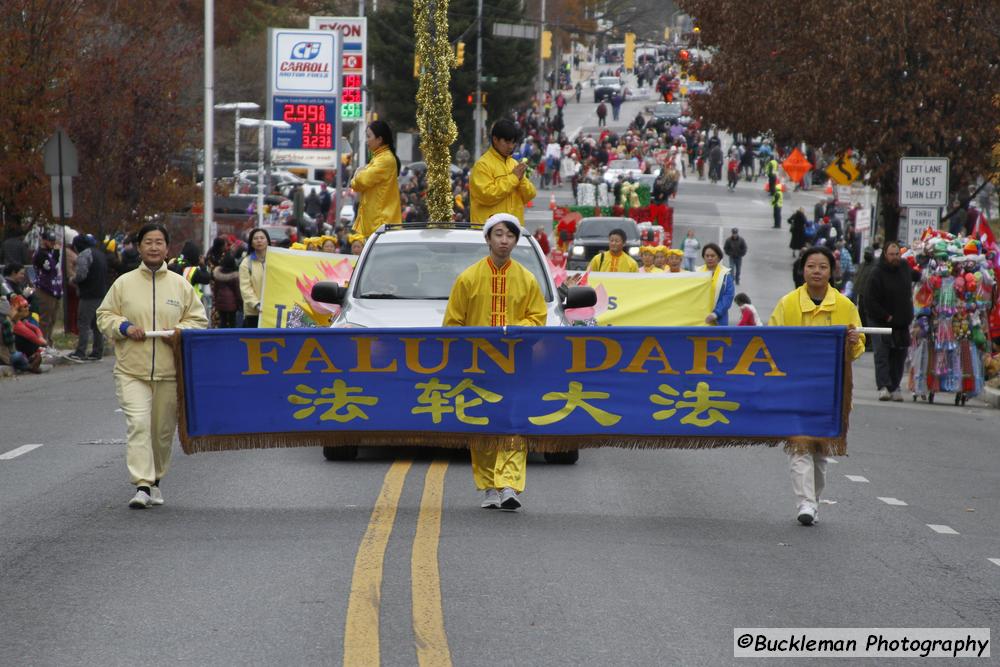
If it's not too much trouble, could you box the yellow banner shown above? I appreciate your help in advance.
[259,247,357,328]
[582,272,713,326]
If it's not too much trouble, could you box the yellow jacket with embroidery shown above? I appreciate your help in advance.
[443,257,546,327]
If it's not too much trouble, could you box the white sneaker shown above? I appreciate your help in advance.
[129,489,152,509]
[877,388,891,401]
[890,389,903,402]
[499,487,522,511]
[150,486,164,506]
[796,503,816,526]
[480,488,501,509]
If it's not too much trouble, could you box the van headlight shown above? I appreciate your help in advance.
[572,246,584,257]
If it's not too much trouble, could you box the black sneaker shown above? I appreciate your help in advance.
[66,352,87,363]
[87,354,103,361]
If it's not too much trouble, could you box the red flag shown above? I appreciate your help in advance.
[972,211,996,248]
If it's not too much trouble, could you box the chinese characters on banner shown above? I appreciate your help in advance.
[178,327,849,454]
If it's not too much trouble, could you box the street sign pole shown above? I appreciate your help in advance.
[57,130,67,332]
[334,37,344,229]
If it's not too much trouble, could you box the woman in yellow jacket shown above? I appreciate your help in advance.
[96,223,208,509]
[350,120,402,239]
[768,245,864,526]
[239,227,270,328]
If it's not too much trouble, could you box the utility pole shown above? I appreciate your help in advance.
[474,0,483,157]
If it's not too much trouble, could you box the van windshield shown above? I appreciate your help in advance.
[354,241,552,301]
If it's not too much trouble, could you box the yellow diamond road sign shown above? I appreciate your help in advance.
[826,154,860,185]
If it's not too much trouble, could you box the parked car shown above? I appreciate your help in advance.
[311,222,596,463]
[566,217,641,271]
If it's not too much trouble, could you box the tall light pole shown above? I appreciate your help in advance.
[215,102,260,193]
[238,118,291,226]
[203,0,214,250]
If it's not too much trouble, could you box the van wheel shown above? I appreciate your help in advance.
[323,446,358,461]
[544,450,579,465]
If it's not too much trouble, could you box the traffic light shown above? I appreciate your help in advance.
[624,32,635,70]
[541,30,552,59]
[456,41,465,67]
[467,93,474,105]
[413,54,420,78]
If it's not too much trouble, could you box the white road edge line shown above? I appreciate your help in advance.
[927,524,959,535]
[0,444,44,460]
[988,558,1000,568]
[845,475,870,483]
[877,497,908,506]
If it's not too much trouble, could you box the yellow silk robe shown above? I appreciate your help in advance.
[443,256,546,492]
[350,146,402,239]
[587,251,639,273]
[443,256,546,327]
[469,147,536,226]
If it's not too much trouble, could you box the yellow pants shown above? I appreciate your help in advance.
[470,445,526,492]
[115,374,177,487]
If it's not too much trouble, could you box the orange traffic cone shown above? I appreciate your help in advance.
[824,179,833,195]
[549,194,557,210]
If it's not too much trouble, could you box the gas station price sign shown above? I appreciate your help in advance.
[271,96,338,150]
[341,74,363,120]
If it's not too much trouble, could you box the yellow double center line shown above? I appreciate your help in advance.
[343,460,452,666]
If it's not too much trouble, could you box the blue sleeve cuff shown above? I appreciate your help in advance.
[119,321,132,335]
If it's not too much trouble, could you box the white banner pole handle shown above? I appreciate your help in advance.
[857,327,892,336]
[145,330,177,338]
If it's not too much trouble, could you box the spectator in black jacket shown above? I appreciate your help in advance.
[69,234,108,361]
[723,228,748,285]
[865,241,920,401]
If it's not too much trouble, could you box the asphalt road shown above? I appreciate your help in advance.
[2,85,999,666]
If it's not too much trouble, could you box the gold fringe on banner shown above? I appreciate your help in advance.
[174,333,853,457]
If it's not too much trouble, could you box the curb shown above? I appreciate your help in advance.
[983,385,1000,410]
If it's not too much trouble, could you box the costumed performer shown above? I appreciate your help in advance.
[443,213,546,511]
[697,242,734,325]
[96,223,208,509]
[767,245,864,525]
[350,120,402,240]
[469,119,536,226]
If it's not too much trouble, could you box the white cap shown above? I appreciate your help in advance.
[483,213,521,239]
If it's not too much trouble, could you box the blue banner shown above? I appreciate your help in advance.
[178,327,849,453]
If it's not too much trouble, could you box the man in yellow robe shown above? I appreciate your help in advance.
[586,228,639,272]
[469,119,536,226]
[444,213,546,510]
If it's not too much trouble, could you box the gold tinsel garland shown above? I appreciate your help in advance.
[414,0,457,222]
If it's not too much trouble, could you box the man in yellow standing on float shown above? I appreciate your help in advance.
[443,213,546,511]
[470,119,536,226]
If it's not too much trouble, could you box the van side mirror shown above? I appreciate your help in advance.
[563,286,597,309]
[311,281,346,306]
